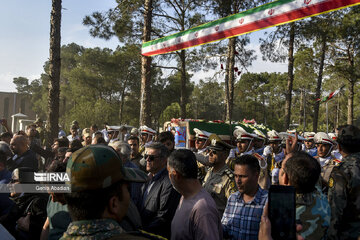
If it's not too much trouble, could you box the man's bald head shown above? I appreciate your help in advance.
[10,134,29,155]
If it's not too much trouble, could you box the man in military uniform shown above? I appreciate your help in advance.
[279,151,330,240]
[228,127,270,190]
[328,125,360,240]
[314,132,341,192]
[203,134,237,217]
[262,130,284,185]
[138,126,156,155]
[192,128,212,183]
[303,132,317,157]
[61,145,165,240]
[253,129,267,155]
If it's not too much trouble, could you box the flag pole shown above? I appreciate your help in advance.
[326,101,329,133]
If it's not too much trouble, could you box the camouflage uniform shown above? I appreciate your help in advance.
[327,152,360,240]
[203,164,237,216]
[315,155,341,193]
[60,219,125,240]
[61,145,166,240]
[296,189,331,240]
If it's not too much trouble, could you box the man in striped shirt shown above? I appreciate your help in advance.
[221,154,268,240]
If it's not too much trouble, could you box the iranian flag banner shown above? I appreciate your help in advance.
[142,0,360,56]
[317,85,345,103]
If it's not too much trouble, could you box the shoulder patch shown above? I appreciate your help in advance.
[329,177,334,188]
[334,159,342,164]
[252,152,264,160]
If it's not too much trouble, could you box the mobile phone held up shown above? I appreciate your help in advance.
[268,185,296,240]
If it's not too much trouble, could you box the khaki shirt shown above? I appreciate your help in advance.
[203,164,237,216]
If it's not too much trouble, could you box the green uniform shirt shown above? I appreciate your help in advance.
[203,164,237,216]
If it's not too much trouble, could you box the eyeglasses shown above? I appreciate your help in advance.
[209,150,217,155]
[195,139,205,142]
[144,154,160,161]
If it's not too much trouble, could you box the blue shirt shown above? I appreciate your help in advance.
[221,186,268,240]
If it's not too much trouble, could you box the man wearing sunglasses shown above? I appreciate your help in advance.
[203,134,237,217]
[137,142,181,239]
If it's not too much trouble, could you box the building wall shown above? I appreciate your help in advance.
[0,92,37,132]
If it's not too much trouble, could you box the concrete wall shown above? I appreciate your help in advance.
[0,91,36,132]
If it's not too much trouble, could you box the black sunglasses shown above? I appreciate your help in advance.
[209,150,217,155]
[144,154,160,161]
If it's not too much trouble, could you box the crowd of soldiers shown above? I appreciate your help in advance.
[0,117,359,240]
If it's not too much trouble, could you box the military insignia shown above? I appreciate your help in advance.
[211,139,217,146]
[224,168,234,178]
[329,177,334,188]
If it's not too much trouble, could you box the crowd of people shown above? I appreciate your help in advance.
[0,117,359,240]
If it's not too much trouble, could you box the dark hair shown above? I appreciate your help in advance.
[146,142,170,159]
[0,132,13,139]
[91,124,98,129]
[65,181,124,221]
[284,151,321,194]
[46,160,67,184]
[70,139,83,152]
[54,137,69,148]
[337,125,360,154]
[168,149,198,179]
[234,154,260,174]
[127,136,139,145]
[96,137,107,145]
[157,131,174,143]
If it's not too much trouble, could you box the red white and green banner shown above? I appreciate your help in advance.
[317,85,345,103]
[142,0,360,56]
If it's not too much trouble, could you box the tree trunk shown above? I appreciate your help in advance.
[300,89,304,128]
[180,49,186,118]
[284,23,295,130]
[347,80,354,125]
[139,0,153,127]
[313,36,326,132]
[225,37,236,122]
[119,80,128,125]
[47,0,61,147]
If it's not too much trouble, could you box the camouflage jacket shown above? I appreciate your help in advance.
[296,190,331,240]
[60,218,125,240]
[327,152,360,240]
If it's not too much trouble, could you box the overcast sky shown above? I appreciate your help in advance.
[0,0,287,92]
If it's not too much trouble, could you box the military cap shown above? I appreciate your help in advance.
[67,145,148,192]
[314,132,334,145]
[208,134,234,151]
[139,125,156,135]
[193,128,211,140]
[337,125,360,144]
[267,130,281,142]
[328,133,338,141]
[233,126,256,141]
[130,128,139,135]
[304,132,315,141]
